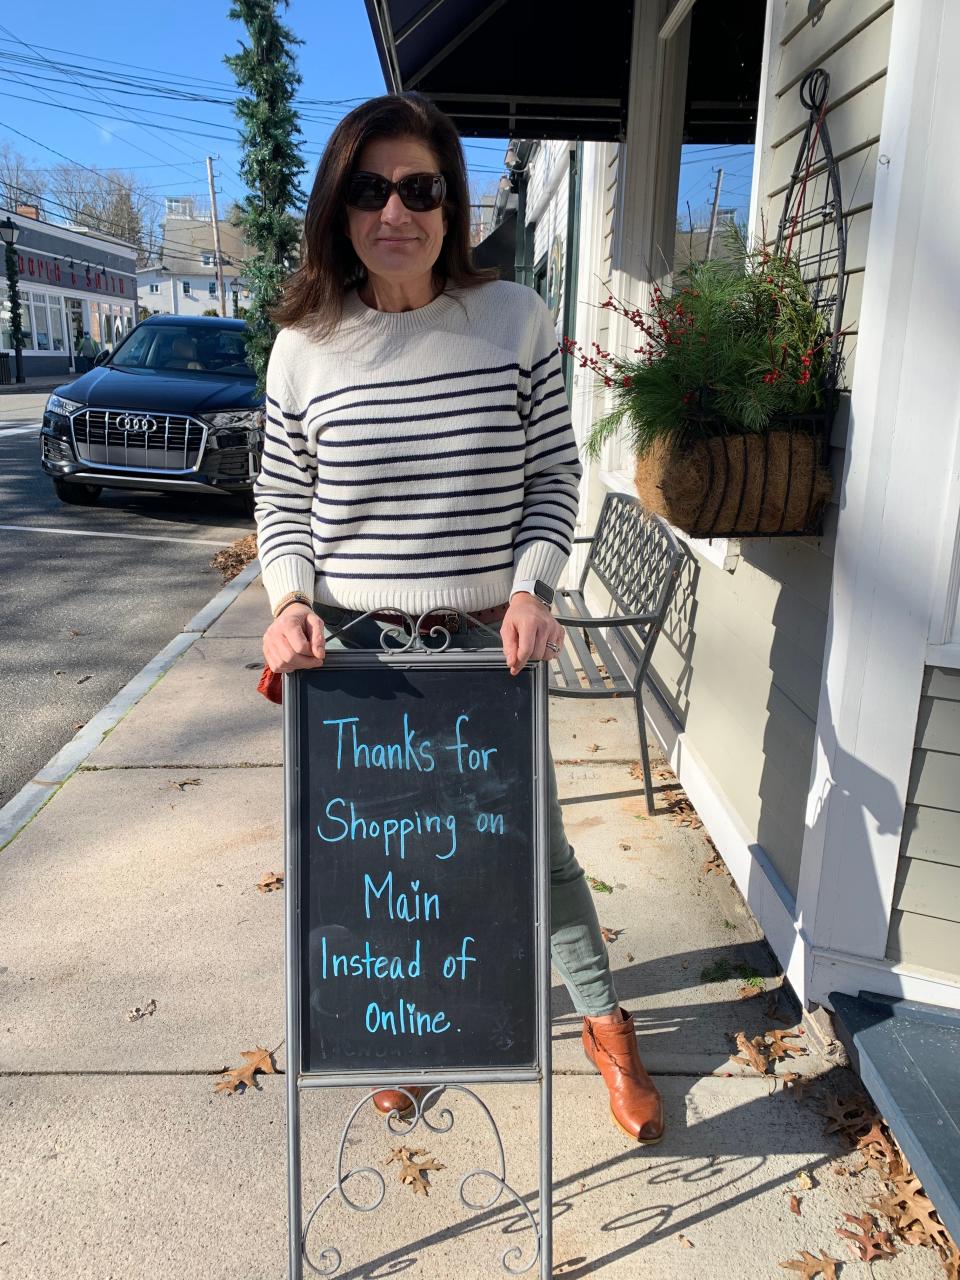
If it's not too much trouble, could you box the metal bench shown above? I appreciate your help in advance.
[548,492,684,814]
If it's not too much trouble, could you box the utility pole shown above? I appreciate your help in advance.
[206,155,227,318]
[705,167,724,261]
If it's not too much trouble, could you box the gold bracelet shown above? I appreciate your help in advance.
[272,591,313,619]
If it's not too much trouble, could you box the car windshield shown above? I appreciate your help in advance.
[109,323,254,378]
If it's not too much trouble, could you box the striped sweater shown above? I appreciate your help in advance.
[254,280,582,616]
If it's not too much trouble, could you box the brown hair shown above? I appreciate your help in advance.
[273,92,495,336]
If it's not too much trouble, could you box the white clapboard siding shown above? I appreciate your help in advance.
[886,667,960,975]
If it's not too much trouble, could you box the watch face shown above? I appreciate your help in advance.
[534,579,555,606]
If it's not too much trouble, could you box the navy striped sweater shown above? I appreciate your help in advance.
[254,280,582,616]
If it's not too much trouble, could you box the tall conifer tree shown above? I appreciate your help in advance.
[226,0,306,384]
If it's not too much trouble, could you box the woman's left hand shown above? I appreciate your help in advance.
[501,593,565,675]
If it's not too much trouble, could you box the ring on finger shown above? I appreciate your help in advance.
[545,640,561,653]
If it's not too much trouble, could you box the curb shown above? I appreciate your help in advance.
[0,557,263,851]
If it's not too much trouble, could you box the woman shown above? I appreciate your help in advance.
[256,92,663,1145]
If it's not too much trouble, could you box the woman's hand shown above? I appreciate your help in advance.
[500,593,565,676]
[263,604,326,672]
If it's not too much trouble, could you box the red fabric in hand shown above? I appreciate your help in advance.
[257,662,283,705]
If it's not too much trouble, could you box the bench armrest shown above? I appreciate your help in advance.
[554,612,656,628]
[571,535,595,544]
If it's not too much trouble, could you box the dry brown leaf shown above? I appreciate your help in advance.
[779,1251,840,1279]
[817,1092,874,1138]
[385,1146,445,1196]
[168,777,202,792]
[738,984,762,1000]
[677,1234,694,1248]
[629,763,644,780]
[215,1045,278,1095]
[765,1028,808,1060]
[836,1212,898,1262]
[795,1170,815,1191]
[211,533,258,582]
[789,1194,801,1216]
[600,926,621,943]
[256,871,284,894]
[733,1031,769,1074]
[702,853,726,877]
[586,743,600,753]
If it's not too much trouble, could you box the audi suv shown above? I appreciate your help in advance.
[40,315,264,517]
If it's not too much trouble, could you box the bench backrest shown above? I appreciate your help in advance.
[581,492,683,674]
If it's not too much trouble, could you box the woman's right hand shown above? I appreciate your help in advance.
[262,604,326,672]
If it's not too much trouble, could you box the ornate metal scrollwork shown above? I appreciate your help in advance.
[325,607,504,654]
[301,1086,540,1276]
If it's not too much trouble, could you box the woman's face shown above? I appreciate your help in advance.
[344,135,447,288]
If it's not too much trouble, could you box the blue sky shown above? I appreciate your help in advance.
[0,1,753,227]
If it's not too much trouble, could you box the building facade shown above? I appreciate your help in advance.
[137,198,252,319]
[0,209,138,377]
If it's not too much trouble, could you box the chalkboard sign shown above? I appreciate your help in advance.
[288,652,546,1077]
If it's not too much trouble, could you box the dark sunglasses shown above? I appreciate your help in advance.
[344,170,447,212]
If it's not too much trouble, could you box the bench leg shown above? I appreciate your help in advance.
[634,688,656,815]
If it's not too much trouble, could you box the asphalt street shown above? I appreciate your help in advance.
[0,412,253,809]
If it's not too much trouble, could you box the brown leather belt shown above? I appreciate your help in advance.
[371,604,508,636]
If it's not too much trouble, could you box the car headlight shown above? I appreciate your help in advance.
[201,409,264,431]
[46,394,82,417]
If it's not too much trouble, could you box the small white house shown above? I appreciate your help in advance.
[137,200,252,318]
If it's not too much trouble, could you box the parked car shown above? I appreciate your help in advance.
[40,315,264,517]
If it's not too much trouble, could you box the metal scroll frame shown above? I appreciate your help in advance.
[282,611,552,1279]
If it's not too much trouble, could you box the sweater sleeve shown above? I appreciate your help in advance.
[254,338,318,612]
[512,296,582,595]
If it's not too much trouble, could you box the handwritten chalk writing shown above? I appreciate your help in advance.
[365,999,451,1036]
[316,798,458,861]
[364,872,440,922]
[321,936,422,980]
[321,715,435,773]
[441,936,477,980]
[476,812,505,834]
[443,714,498,773]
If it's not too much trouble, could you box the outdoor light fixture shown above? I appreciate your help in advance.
[0,216,25,383]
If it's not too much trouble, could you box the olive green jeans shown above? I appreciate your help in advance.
[318,605,619,1018]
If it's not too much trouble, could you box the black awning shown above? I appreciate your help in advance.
[364,0,635,140]
[683,0,764,144]
[472,209,517,279]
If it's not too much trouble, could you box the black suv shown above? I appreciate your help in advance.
[40,315,264,516]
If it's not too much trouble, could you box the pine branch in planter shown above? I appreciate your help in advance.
[576,240,831,462]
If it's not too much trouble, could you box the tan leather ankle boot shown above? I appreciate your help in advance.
[582,1009,664,1143]
[371,1086,422,1118]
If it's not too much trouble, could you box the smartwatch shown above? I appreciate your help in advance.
[511,578,555,607]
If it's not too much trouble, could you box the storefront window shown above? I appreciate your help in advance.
[31,292,51,351]
[0,283,10,351]
[20,292,34,350]
[50,300,65,352]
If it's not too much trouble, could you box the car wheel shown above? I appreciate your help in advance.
[53,478,102,505]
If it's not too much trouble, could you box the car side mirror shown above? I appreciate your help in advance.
[93,349,111,367]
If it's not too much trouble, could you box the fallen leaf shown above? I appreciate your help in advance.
[629,763,644,780]
[789,1194,801,1215]
[835,1212,898,1262]
[72,722,85,731]
[732,1031,768,1074]
[215,1045,278,1095]
[587,876,613,894]
[600,926,621,942]
[702,853,726,876]
[586,743,600,753]
[256,871,284,893]
[76,675,91,685]
[677,1234,694,1248]
[625,952,634,962]
[817,1093,874,1139]
[126,999,157,1022]
[738,984,762,1000]
[764,1028,808,1060]
[795,1170,815,1191]
[778,1251,840,1279]
[168,777,202,792]
[600,717,615,723]
[385,1146,444,1197]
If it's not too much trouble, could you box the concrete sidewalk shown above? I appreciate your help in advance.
[0,575,944,1278]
